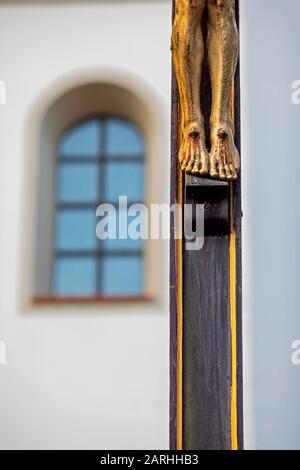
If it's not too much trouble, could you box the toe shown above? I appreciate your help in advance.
[218,161,226,180]
[229,163,237,180]
[200,153,209,175]
[191,161,200,174]
[186,162,194,173]
[233,148,240,173]
[209,154,218,178]
[224,164,232,180]
[185,147,195,173]
[191,148,200,174]
[179,145,185,164]
[181,152,190,171]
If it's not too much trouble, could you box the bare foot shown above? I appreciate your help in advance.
[209,127,240,181]
[179,122,209,175]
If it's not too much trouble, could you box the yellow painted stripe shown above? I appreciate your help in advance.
[229,188,238,450]
[229,79,239,450]
[176,112,183,451]
[176,219,183,450]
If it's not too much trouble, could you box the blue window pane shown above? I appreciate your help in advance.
[102,257,143,295]
[102,208,144,250]
[54,258,96,295]
[106,119,144,157]
[57,163,99,203]
[56,210,97,250]
[106,162,144,201]
[59,119,100,157]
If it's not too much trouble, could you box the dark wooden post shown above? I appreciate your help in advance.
[170,0,243,450]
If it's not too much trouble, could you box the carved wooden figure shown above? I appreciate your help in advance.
[171,0,240,180]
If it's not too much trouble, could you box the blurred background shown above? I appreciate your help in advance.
[0,0,299,450]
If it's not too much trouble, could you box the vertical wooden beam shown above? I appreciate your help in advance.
[183,176,231,450]
[233,1,243,447]
[170,0,243,450]
[169,28,183,450]
[169,35,178,452]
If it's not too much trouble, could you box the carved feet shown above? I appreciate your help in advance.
[179,123,209,175]
[209,127,240,180]
[179,123,240,181]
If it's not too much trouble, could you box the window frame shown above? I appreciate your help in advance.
[45,114,149,302]
[30,81,165,308]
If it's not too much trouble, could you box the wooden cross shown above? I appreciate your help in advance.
[170,0,243,450]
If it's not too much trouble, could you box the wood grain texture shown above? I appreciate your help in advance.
[183,191,231,450]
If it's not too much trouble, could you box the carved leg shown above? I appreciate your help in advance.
[207,0,240,180]
[172,0,209,175]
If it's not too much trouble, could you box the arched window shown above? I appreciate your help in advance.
[32,81,164,304]
[53,117,145,297]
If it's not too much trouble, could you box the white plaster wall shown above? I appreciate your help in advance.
[241,0,300,450]
[0,0,171,450]
[2,0,300,452]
